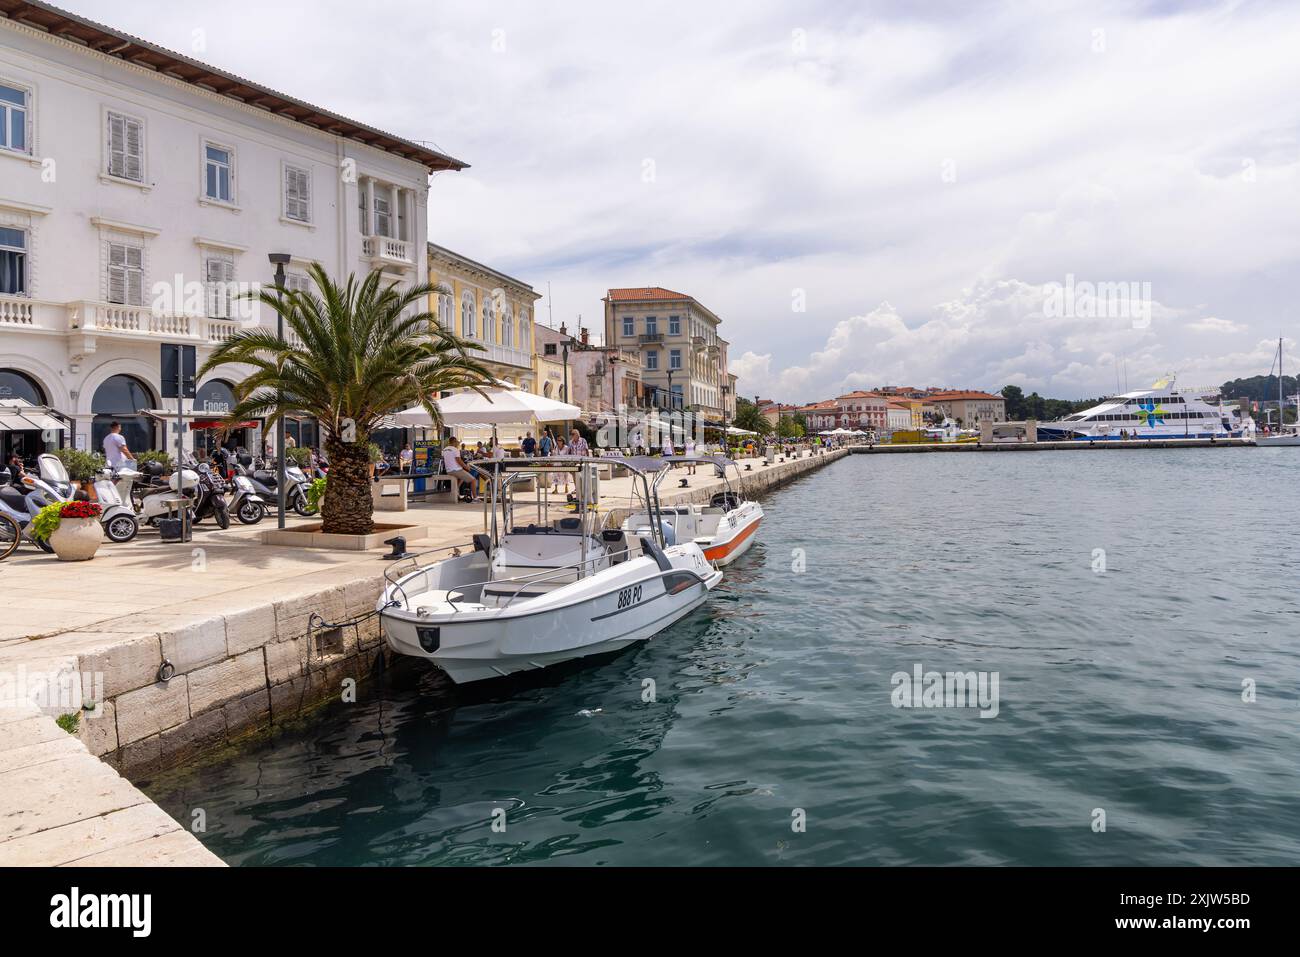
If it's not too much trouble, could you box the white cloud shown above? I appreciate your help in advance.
[736,280,1286,401]
[59,0,1300,397]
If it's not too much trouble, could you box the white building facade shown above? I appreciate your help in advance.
[0,2,462,462]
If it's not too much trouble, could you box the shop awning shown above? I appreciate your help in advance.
[0,399,70,433]
[191,420,259,430]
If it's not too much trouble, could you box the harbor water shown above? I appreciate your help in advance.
[144,450,1300,865]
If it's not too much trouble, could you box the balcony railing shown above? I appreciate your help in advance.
[639,332,663,343]
[0,296,37,326]
[476,341,533,370]
[0,296,257,346]
[363,234,413,266]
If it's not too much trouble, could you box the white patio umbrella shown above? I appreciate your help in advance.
[391,387,581,427]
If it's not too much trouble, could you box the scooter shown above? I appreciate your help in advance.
[0,468,58,552]
[236,455,316,517]
[39,454,139,543]
[126,461,199,527]
[228,472,266,524]
[189,462,230,529]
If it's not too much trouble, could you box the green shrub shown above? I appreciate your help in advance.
[54,448,107,483]
[306,476,327,512]
[368,442,384,464]
[134,450,174,471]
[287,446,312,468]
[55,712,80,734]
[30,503,63,542]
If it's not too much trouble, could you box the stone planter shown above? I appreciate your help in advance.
[49,516,101,561]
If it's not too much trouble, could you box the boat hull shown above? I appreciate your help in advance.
[701,507,763,566]
[380,547,722,684]
[1256,434,1300,446]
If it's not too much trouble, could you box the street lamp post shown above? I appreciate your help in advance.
[269,253,290,529]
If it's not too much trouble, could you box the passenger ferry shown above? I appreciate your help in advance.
[1037,377,1244,441]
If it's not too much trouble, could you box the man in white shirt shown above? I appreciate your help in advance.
[102,421,134,471]
[440,438,479,501]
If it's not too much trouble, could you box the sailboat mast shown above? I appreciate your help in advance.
[1279,338,1284,430]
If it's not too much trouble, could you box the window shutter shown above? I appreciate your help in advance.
[284,166,310,221]
[107,243,126,303]
[124,117,143,181]
[107,114,125,178]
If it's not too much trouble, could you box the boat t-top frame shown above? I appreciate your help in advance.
[482,455,673,579]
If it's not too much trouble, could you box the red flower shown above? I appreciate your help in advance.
[59,501,103,520]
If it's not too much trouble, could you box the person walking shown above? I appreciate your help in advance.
[102,421,135,472]
[684,436,697,474]
[539,429,554,457]
[522,432,536,457]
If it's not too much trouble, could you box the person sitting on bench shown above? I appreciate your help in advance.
[441,438,480,502]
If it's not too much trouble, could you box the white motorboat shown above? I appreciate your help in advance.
[621,455,763,567]
[378,456,723,684]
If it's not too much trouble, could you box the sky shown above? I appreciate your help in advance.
[54,0,1300,402]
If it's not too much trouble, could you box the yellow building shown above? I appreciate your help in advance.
[427,242,540,390]
[427,242,542,446]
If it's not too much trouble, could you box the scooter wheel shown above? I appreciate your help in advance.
[292,494,317,517]
[105,515,139,543]
[236,502,264,525]
[215,506,230,530]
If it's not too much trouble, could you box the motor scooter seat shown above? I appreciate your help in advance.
[0,486,29,510]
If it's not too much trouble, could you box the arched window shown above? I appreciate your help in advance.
[194,379,236,415]
[482,293,496,344]
[0,368,46,405]
[518,309,530,352]
[91,374,156,454]
[460,291,476,338]
[501,303,514,347]
[435,285,454,330]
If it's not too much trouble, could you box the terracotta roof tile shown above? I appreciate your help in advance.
[605,287,693,302]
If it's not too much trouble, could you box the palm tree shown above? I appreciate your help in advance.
[199,264,495,535]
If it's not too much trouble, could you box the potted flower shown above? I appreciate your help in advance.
[32,500,104,561]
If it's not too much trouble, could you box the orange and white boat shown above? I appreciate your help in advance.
[623,456,763,568]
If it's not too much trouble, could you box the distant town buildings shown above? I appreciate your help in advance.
[771,385,1007,439]
[926,390,1006,426]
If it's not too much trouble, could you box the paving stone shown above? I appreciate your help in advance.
[224,604,278,657]
[64,827,224,866]
[222,687,271,738]
[0,753,148,841]
[0,801,184,866]
[160,617,228,675]
[77,699,118,757]
[114,676,189,747]
[187,650,267,715]
[159,707,226,763]
[265,636,307,684]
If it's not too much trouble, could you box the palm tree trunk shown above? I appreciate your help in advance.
[321,438,374,535]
